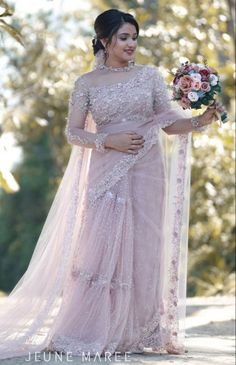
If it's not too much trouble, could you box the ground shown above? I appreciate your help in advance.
[0,295,235,365]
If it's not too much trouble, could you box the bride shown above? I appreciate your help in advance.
[0,8,223,360]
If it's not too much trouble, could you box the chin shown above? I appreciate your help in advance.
[122,54,135,61]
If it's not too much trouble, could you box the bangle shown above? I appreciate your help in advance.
[94,133,109,152]
[190,116,208,132]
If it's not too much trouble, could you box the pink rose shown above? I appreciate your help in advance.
[193,65,200,72]
[180,96,191,109]
[191,80,202,90]
[178,75,193,94]
[199,69,210,78]
[199,68,210,81]
[201,82,211,92]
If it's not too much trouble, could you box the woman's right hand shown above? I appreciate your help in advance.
[105,131,145,154]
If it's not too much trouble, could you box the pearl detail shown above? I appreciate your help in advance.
[97,61,135,72]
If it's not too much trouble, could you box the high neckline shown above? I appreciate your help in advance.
[97,61,135,72]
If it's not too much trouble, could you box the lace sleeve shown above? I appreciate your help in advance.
[65,76,109,152]
[152,68,184,129]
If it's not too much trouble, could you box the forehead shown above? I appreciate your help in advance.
[117,23,137,35]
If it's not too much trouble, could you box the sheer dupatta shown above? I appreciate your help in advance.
[160,118,192,352]
[0,50,192,359]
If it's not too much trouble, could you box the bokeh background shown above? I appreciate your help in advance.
[0,0,235,296]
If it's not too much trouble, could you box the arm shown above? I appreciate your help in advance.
[152,69,208,135]
[162,116,206,135]
[65,76,109,152]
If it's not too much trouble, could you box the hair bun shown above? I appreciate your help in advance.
[92,36,104,55]
[92,36,98,46]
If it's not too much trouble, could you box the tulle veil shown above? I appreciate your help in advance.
[0,49,192,359]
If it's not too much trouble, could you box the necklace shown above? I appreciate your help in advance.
[97,61,135,72]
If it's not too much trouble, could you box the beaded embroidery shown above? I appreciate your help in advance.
[57,64,191,355]
[88,125,159,207]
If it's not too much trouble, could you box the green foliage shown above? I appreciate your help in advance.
[91,0,235,297]
[0,131,57,291]
[188,123,235,296]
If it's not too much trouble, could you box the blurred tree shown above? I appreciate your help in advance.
[0,9,92,292]
[0,0,235,296]
[0,0,24,194]
[91,0,236,296]
[0,0,24,46]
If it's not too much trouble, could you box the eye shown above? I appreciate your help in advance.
[120,37,138,41]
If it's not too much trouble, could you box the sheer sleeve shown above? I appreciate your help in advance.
[152,68,187,129]
[65,76,109,152]
[152,68,207,134]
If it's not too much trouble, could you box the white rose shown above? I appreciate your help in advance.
[196,63,204,69]
[191,73,202,81]
[187,91,199,102]
[209,74,218,86]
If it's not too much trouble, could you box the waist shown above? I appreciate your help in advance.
[96,117,156,134]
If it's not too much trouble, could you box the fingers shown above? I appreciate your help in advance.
[127,149,139,154]
[130,134,145,145]
[214,102,224,113]
[131,135,144,140]
[126,131,141,135]
[213,111,219,121]
[126,131,143,139]
[128,140,145,153]
[208,101,225,113]
[200,101,226,126]
[131,139,145,145]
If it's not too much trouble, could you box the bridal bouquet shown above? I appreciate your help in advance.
[170,59,228,124]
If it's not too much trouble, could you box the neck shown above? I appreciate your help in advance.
[104,58,129,68]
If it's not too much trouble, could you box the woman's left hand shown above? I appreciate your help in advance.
[198,101,226,126]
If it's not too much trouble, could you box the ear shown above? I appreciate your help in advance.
[100,38,108,48]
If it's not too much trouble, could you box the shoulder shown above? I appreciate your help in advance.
[138,64,160,74]
[72,73,93,93]
[74,73,89,86]
[138,64,166,83]
[74,69,105,89]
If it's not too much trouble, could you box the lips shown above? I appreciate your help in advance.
[125,50,134,55]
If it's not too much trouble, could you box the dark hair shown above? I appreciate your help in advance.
[92,9,139,58]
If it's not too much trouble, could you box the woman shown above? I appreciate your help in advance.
[0,8,224,359]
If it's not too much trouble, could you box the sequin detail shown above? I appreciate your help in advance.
[46,336,118,356]
[89,67,154,127]
[94,132,109,152]
[65,76,109,152]
[88,125,159,207]
[71,268,133,289]
[165,133,190,346]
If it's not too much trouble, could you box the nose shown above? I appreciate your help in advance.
[128,38,137,48]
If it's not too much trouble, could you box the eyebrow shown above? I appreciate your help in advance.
[118,32,138,36]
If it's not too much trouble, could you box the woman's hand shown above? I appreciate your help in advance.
[198,101,226,126]
[105,131,145,154]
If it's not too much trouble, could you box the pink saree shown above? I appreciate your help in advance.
[0,53,192,359]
